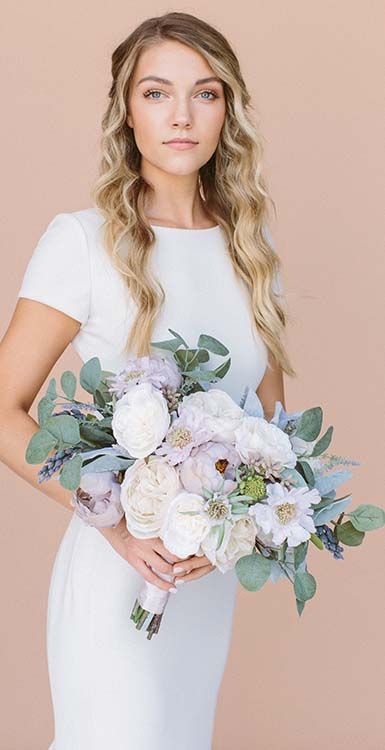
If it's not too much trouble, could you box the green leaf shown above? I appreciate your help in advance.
[79,357,102,395]
[294,540,309,567]
[298,459,315,487]
[235,551,272,591]
[46,377,57,400]
[347,504,385,532]
[60,371,77,400]
[197,334,229,356]
[335,521,365,546]
[45,415,81,445]
[197,349,210,363]
[37,396,55,426]
[168,328,189,347]
[212,357,231,379]
[182,368,218,381]
[215,524,226,550]
[296,598,306,616]
[295,407,323,441]
[25,429,58,464]
[311,425,334,457]
[293,570,317,601]
[312,496,352,526]
[309,532,324,550]
[150,338,181,353]
[59,453,83,491]
[79,423,115,446]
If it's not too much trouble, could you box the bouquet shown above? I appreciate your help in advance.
[26,328,385,640]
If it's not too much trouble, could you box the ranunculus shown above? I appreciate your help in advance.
[178,388,244,443]
[201,516,257,573]
[249,482,319,547]
[179,440,241,494]
[71,471,124,528]
[111,381,170,458]
[120,455,181,538]
[159,491,211,557]
[234,416,297,474]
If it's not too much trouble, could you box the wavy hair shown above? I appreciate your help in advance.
[90,11,296,378]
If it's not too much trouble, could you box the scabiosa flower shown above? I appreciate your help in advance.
[154,410,213,466]
[106,354,182,399]
[249,482,320,547]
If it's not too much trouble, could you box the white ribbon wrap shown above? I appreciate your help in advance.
[137,566,174,615]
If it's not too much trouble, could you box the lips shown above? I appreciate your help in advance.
[164,139,198,144]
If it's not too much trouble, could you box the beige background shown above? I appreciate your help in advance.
[1,2,384,748]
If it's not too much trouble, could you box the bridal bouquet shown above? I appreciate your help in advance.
[26,328,384,639]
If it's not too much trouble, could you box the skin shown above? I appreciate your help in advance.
[0,39,286,591]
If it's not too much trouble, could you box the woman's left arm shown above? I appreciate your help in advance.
[256,350,286,421]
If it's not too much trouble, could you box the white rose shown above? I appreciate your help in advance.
[201,516,257,573]
[178,388,244,443]
[111,381,170,458]
[159,491,211,557]
[234,415,297,471]
[120,455,181,538]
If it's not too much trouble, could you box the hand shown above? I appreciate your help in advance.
[172,553,215,584]
[98,517,189,592]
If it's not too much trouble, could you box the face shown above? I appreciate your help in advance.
[126,40,226,177]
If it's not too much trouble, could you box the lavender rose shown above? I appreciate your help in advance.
[71,471,124,528]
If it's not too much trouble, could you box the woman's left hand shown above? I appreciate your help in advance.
[172,553,215,584]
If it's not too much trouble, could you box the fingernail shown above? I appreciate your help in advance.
[175,579,185,586]
[173,566,184,573]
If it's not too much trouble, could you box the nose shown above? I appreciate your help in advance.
[170,98,193,128]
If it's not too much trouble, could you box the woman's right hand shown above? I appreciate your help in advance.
[97,516,188,592]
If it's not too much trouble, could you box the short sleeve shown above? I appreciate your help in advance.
[17,212,91,325]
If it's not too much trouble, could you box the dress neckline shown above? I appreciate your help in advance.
[150,223,220,232]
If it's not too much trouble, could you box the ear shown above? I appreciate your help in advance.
[126,113,133,128]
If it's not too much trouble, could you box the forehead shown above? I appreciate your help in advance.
[132,39,220,85]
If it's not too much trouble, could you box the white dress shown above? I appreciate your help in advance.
[17,207,280,750]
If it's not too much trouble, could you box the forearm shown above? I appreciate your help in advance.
[0,406,74,513]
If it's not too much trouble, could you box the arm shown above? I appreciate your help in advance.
[0,298,82,512]
[256,349,286,421]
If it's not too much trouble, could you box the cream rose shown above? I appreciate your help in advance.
[120,455,181,538]
[111,381,170,458]
[159,491,211,557]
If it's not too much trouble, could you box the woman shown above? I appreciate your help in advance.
[0,11,296,749]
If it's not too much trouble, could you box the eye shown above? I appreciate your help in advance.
[197,90,219,100]
[143,89,165,99]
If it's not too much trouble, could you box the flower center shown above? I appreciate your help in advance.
[275,502,297,524]
[206,498,229,520]
[126,369,145,381]
[215,458,229,474]
[168,426,193,448]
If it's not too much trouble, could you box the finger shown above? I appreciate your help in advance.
[175,564,215,583]
[153,538,188,564]
[145,550,175,576]
[172,555,211,576]
[135,559,175,592]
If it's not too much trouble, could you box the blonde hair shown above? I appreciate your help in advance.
[90,11,296,378]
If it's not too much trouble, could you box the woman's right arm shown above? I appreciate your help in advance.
[0,298,181,591]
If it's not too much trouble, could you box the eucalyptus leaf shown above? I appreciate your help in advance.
[212,357,231,379]
[59,453,83,491]
[216,523,226,550]
[293,540,309,568]
[311,425,333,457]
[280,467,308,488]
[296,598,306,616]
[37,396,55,426]
[309,532,324,550]
[347,504,385,532]
[293,570,317,601]
[151,338,181,353]
[46,377,57,400]
[25,429,58,464]
[79,357,102,395]
[61,371,77,400]
[197,334,229,356]
[235,552,272,591]
[314,470,353,496]
[298,460,315,487]
[80,454,134,473]
[45,415,81,446]
[79,423,115,446]
[312,496,352,525]
[335,520,365,546]
[295,407,323,441]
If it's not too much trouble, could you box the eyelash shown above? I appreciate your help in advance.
[143,89,219,101]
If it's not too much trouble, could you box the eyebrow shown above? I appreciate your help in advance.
[136,75,223,87]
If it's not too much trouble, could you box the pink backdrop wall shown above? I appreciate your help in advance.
[1,2,384,748]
